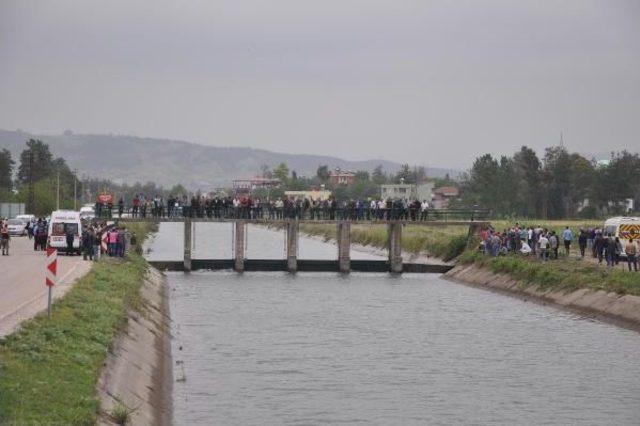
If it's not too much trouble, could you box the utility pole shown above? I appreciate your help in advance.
[73,168,78,210]
[27,150,34,214]
[56,171,60,210]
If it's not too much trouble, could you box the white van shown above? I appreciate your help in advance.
[48,210,82,254]
[603,216,640,258]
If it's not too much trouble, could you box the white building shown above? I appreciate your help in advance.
[380,182,434,201]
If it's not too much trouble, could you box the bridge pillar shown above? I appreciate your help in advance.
[337,221,351,273]
[234,221,246,272]
[286,220,299,272]
[388,222,403,273]
[184,219,192,272]
[467,221,482,249]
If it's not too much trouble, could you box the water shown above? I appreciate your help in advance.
[147,223,640,425]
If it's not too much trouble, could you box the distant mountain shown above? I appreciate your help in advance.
[0,129,458,190]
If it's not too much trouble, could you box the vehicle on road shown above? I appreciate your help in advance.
[15,214,36,224]
[7,219,27,236]
[47,210,82,254]
[604,216,640,258]
[79,205,95,221]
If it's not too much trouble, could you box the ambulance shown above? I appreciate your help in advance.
[47,210,83,254]
[603,216,640,258]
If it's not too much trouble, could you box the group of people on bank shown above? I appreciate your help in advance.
[481,224,638,271]
[96,194,445,221]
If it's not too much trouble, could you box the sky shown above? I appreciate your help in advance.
[1,0,639,169]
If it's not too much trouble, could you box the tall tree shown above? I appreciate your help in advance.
[273,162,290,182]
[316,165,330,182]
[18,139,54,184]
[512,146,541,217]
[460,154,501,209]
[0,149,14,192]
[541,146,572,218]
[372,165,387,184]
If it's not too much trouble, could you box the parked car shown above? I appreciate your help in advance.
[7,218,27,236]
[79,206,95,221]
[15,214,36,224]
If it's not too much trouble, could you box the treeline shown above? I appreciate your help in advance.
[458,146,640,219]
[0,139,80,215]
[0,139,186,215]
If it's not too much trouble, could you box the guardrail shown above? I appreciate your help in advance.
[91,205,491,223]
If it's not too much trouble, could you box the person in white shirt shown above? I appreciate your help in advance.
[420,200,430,221]
[538,234,550,261]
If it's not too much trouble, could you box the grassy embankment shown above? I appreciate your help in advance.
[0,222,156,425]
[460,219,640,297]
[300,222,470,261]
[302,219,640,296]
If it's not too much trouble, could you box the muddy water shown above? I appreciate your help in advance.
[146,223,640,425]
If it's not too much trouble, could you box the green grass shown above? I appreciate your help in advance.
[300,223,470,261]
[459,248,640,296]
[0,222,155,425]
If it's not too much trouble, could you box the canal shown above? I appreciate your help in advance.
[146,223,640,425]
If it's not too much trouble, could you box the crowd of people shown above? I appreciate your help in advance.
[0,216,129,260]
[480,224,639,271]
[96,194,457,221]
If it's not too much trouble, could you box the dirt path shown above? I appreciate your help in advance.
[0,236,92,336]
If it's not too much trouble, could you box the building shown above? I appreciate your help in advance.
[232,177,281,195]
[432,186,459,209]
[380,182,434,201]
[328,169,356,185]
[284,189,332,201]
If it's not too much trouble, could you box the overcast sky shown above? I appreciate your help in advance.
[1,0,639,169]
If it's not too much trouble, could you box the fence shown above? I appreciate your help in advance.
[0,203,25,218]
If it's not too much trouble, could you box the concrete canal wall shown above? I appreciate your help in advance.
[446,263,640,332]
[97,267,172,425]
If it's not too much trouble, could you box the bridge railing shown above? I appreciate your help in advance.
[91,204,491,223]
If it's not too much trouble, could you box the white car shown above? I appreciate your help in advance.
[7,218,27,236]
[79,206,95,220]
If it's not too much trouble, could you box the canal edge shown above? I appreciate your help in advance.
[97,266,173,425]
[444,263,640,333]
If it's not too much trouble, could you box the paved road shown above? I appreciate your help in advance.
[0,235,92,336]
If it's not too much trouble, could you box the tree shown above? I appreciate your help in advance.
[0,149,14,192]
[260,165,273,179]
[354,170,370,181]
[541,146,572,218]
[18,139,55,184]
[512,146,541,217]
[273,162,290,182]
[316,165,330,182]
[460,154,501,209]
[372,165,387,184]
[395,164,412,183]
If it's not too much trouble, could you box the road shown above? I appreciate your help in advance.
[0,235,92,336]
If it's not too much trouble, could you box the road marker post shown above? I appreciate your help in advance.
[46,247,57,318]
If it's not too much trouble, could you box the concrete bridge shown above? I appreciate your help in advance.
[116,217,489,274]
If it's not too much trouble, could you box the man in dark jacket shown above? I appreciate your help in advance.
[66,226,75,255]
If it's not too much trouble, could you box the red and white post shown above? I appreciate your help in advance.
[46,247,57,317]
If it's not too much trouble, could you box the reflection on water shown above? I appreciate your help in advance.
[147,223,640,425]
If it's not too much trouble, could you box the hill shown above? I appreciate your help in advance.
[0,129,457,190]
